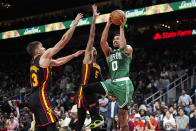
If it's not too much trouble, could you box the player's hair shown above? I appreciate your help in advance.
[26,41,41,57]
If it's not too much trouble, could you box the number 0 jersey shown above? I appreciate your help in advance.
[107,48,131,80]
[30,56,52,91]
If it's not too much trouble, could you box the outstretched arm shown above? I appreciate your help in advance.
[119,17,133,57]
[100,16,112,58]
[39,13,83,68]
[83,5,99,64]
[51,50,85,67]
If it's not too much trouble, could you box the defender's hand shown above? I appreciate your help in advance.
[73,50,85,57]
[74,13,83,26]
[92,4,100,17]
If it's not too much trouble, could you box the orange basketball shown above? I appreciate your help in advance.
[110,10,126,26]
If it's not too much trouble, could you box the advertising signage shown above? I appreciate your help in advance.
[1,0,196,40]
[153,29,196,40]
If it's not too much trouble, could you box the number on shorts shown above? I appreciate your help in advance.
[112,61,118,71]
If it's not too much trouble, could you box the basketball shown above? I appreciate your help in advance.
[110,10,126,25]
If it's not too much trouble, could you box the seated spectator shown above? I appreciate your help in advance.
[146,113,160,131]
[168,106,175,118]
[129,108,138,122]
[160,101,166,111]
[153,101,160,112]
[19,116,31,131]
[176,108,189,130]
[83,111,91,131]
[163,111,176,130]
[58,112,71,131]
[147,79,158,94]
[6,115,19,131]
[178,89,192,106]
[69,105,78,131]
[160,67,169,78]
[155,109,164,130]
[114,115,120,131]
[133,114,145,131]
[128,118,134,131]
[139,109,147,124]
[146,104,153,115]
[189,108,196,131]
[188,104,195,118]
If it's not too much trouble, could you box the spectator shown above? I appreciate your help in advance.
[129,108,138,122]
[176,108,189,130]
[106,96,118,131]
[133,114,145,131]
[19,116,31,131]
[189,108,196,131]
[160,67,169,78]
[114,115,120,131]
[139,109,147,124]
[1,97,11,114]
[147,79,158,94]
[188,104,195,118]
[6,116,19,131]
[128,117,134,131]
[83,111,91,131]
[160,102,166,111]
[98,95,109,121]
[58,113,71,131]
[168,106,176,118]
[155,109,163,130]
[163,111,176,130]
[146,113,160,131]
[178,89,192,106]
[69,105,78,131]
[153,101,160,112]
[146,104,153,115]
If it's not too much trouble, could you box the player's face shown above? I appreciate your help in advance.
[113,36,120,49]
[37,44,46,55]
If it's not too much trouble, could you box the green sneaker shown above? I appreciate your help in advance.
[86,117,104,129]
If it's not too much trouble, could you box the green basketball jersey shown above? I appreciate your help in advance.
[107,48,131,80]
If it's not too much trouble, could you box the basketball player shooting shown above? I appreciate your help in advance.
[26,13,84,131]
[82,13,134,131]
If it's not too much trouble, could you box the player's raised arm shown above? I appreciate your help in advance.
[39,13,83,68]
[83,5,99,64]
[119,17,133,57]
[51,50,85,67]
[100,16,112,58]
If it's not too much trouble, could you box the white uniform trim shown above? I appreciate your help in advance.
[119,80,129,108]
[112,77,130,82]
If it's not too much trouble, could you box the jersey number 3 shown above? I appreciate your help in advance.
[112,61,118,71]
[32,73,38,87]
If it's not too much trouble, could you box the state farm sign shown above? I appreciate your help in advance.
[153,29,196,40]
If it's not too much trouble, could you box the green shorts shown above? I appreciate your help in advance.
[101,78,134,109]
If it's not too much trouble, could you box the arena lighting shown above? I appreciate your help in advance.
[153,29,196,40]
[0,0,196,40]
